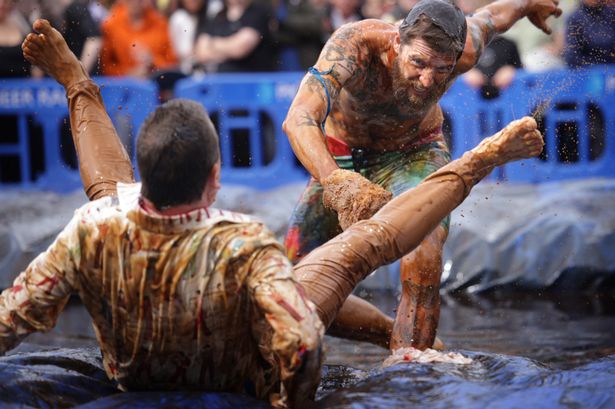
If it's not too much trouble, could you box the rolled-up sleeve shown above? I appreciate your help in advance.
[247,246,324,404]
[0,214,81,355]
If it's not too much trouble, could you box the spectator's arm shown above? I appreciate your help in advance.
[64,3,102,74]
[0,214,81,355]
[247,246,324,408]
[80,37,102,75]
[195,28,261,63]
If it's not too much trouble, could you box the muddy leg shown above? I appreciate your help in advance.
[391,226,447,351]
[327,295,394,349]
[22,19,134,199]
[296,117,543,329]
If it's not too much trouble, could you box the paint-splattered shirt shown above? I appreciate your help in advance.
[0,183,324,406]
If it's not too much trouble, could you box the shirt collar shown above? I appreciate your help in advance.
[117,182,256,234]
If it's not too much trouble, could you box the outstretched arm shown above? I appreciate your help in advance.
[455,0,562,73]
[283,23,393,229]
[282,23,365,181]
[0,215,81,355]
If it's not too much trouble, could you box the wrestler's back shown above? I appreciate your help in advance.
[325,20,450,151]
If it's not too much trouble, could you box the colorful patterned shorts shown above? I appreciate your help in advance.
[284,131,451,263]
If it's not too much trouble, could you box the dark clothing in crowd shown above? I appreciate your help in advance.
[0,45,30,78]
[275,0,327,70]
[201,3,276,72]
[564,3,615,68]
[63,1,101,75]
[476,35,522,99]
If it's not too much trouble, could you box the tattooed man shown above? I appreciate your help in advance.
[1,19,543,408]
[283,0,562,351]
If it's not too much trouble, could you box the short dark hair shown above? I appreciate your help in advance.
[136,99,219,209]
[399,14,464,58]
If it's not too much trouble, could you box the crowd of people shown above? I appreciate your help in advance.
[0,0,613,87]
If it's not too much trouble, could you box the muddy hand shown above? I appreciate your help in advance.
[321,169,393,230]
[21,19,88,88]
[526,0,563,35]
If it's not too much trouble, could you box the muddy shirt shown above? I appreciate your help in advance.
[0,183,324,405]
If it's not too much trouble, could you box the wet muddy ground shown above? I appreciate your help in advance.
[7,289,615,408]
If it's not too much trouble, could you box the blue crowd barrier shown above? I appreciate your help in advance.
[1,66,614,192]
[503,65,615,182]
[0,77,158,192]
[175,72,308,189]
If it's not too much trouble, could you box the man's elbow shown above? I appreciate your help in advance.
[283,109,297,139]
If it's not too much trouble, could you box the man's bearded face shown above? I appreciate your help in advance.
[391,39,456,110]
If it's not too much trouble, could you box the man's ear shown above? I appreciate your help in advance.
[209,161,221,190]
[204,160,222,205]
[393,32,401,54]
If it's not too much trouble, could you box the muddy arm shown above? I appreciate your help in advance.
[283,23,367,182]
[247,247,324,407]
[456,0,562,73]
[0,214,82,355]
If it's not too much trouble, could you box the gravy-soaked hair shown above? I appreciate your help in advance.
[399,0,467,59]
[137,99,219,209]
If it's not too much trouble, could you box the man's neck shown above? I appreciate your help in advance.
[140,197,211,216]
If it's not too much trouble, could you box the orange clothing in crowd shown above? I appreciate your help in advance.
[101,3,177,76]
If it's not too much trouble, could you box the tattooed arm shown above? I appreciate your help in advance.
[455,0,562,73]
[282,23,366,181]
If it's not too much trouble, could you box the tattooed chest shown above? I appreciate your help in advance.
[332,88,425,139]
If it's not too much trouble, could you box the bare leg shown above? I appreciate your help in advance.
[295,117,543,329]
[22,19,134,199]
[391,225,447,351]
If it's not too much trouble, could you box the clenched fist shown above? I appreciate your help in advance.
[321,169,393,230]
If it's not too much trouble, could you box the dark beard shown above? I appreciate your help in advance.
[390,57,447,113]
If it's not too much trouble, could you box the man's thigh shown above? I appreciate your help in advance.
[284,178,342,263]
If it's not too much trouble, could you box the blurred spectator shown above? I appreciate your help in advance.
[169,0,208,74]
[382,0,418,22]
[194,0,276,72]
[327,0,363,31]
[463,35,523,99]
[101,0,178,78]
[64,0,104,75]
[157,0,179,15]
[274,0,328,70]
[0,0,31,78]
[362,0,396,20]
[563,0,615,68]
[458,0,522,99]
[34,0,73,29]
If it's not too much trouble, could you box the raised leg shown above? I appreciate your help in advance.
[295,117,543,329]
[22,19,134,199]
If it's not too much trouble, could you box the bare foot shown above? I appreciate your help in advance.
[472,116,544,167]
[21,19,89,89]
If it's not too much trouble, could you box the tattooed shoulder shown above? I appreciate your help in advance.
[321,23,370,79]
